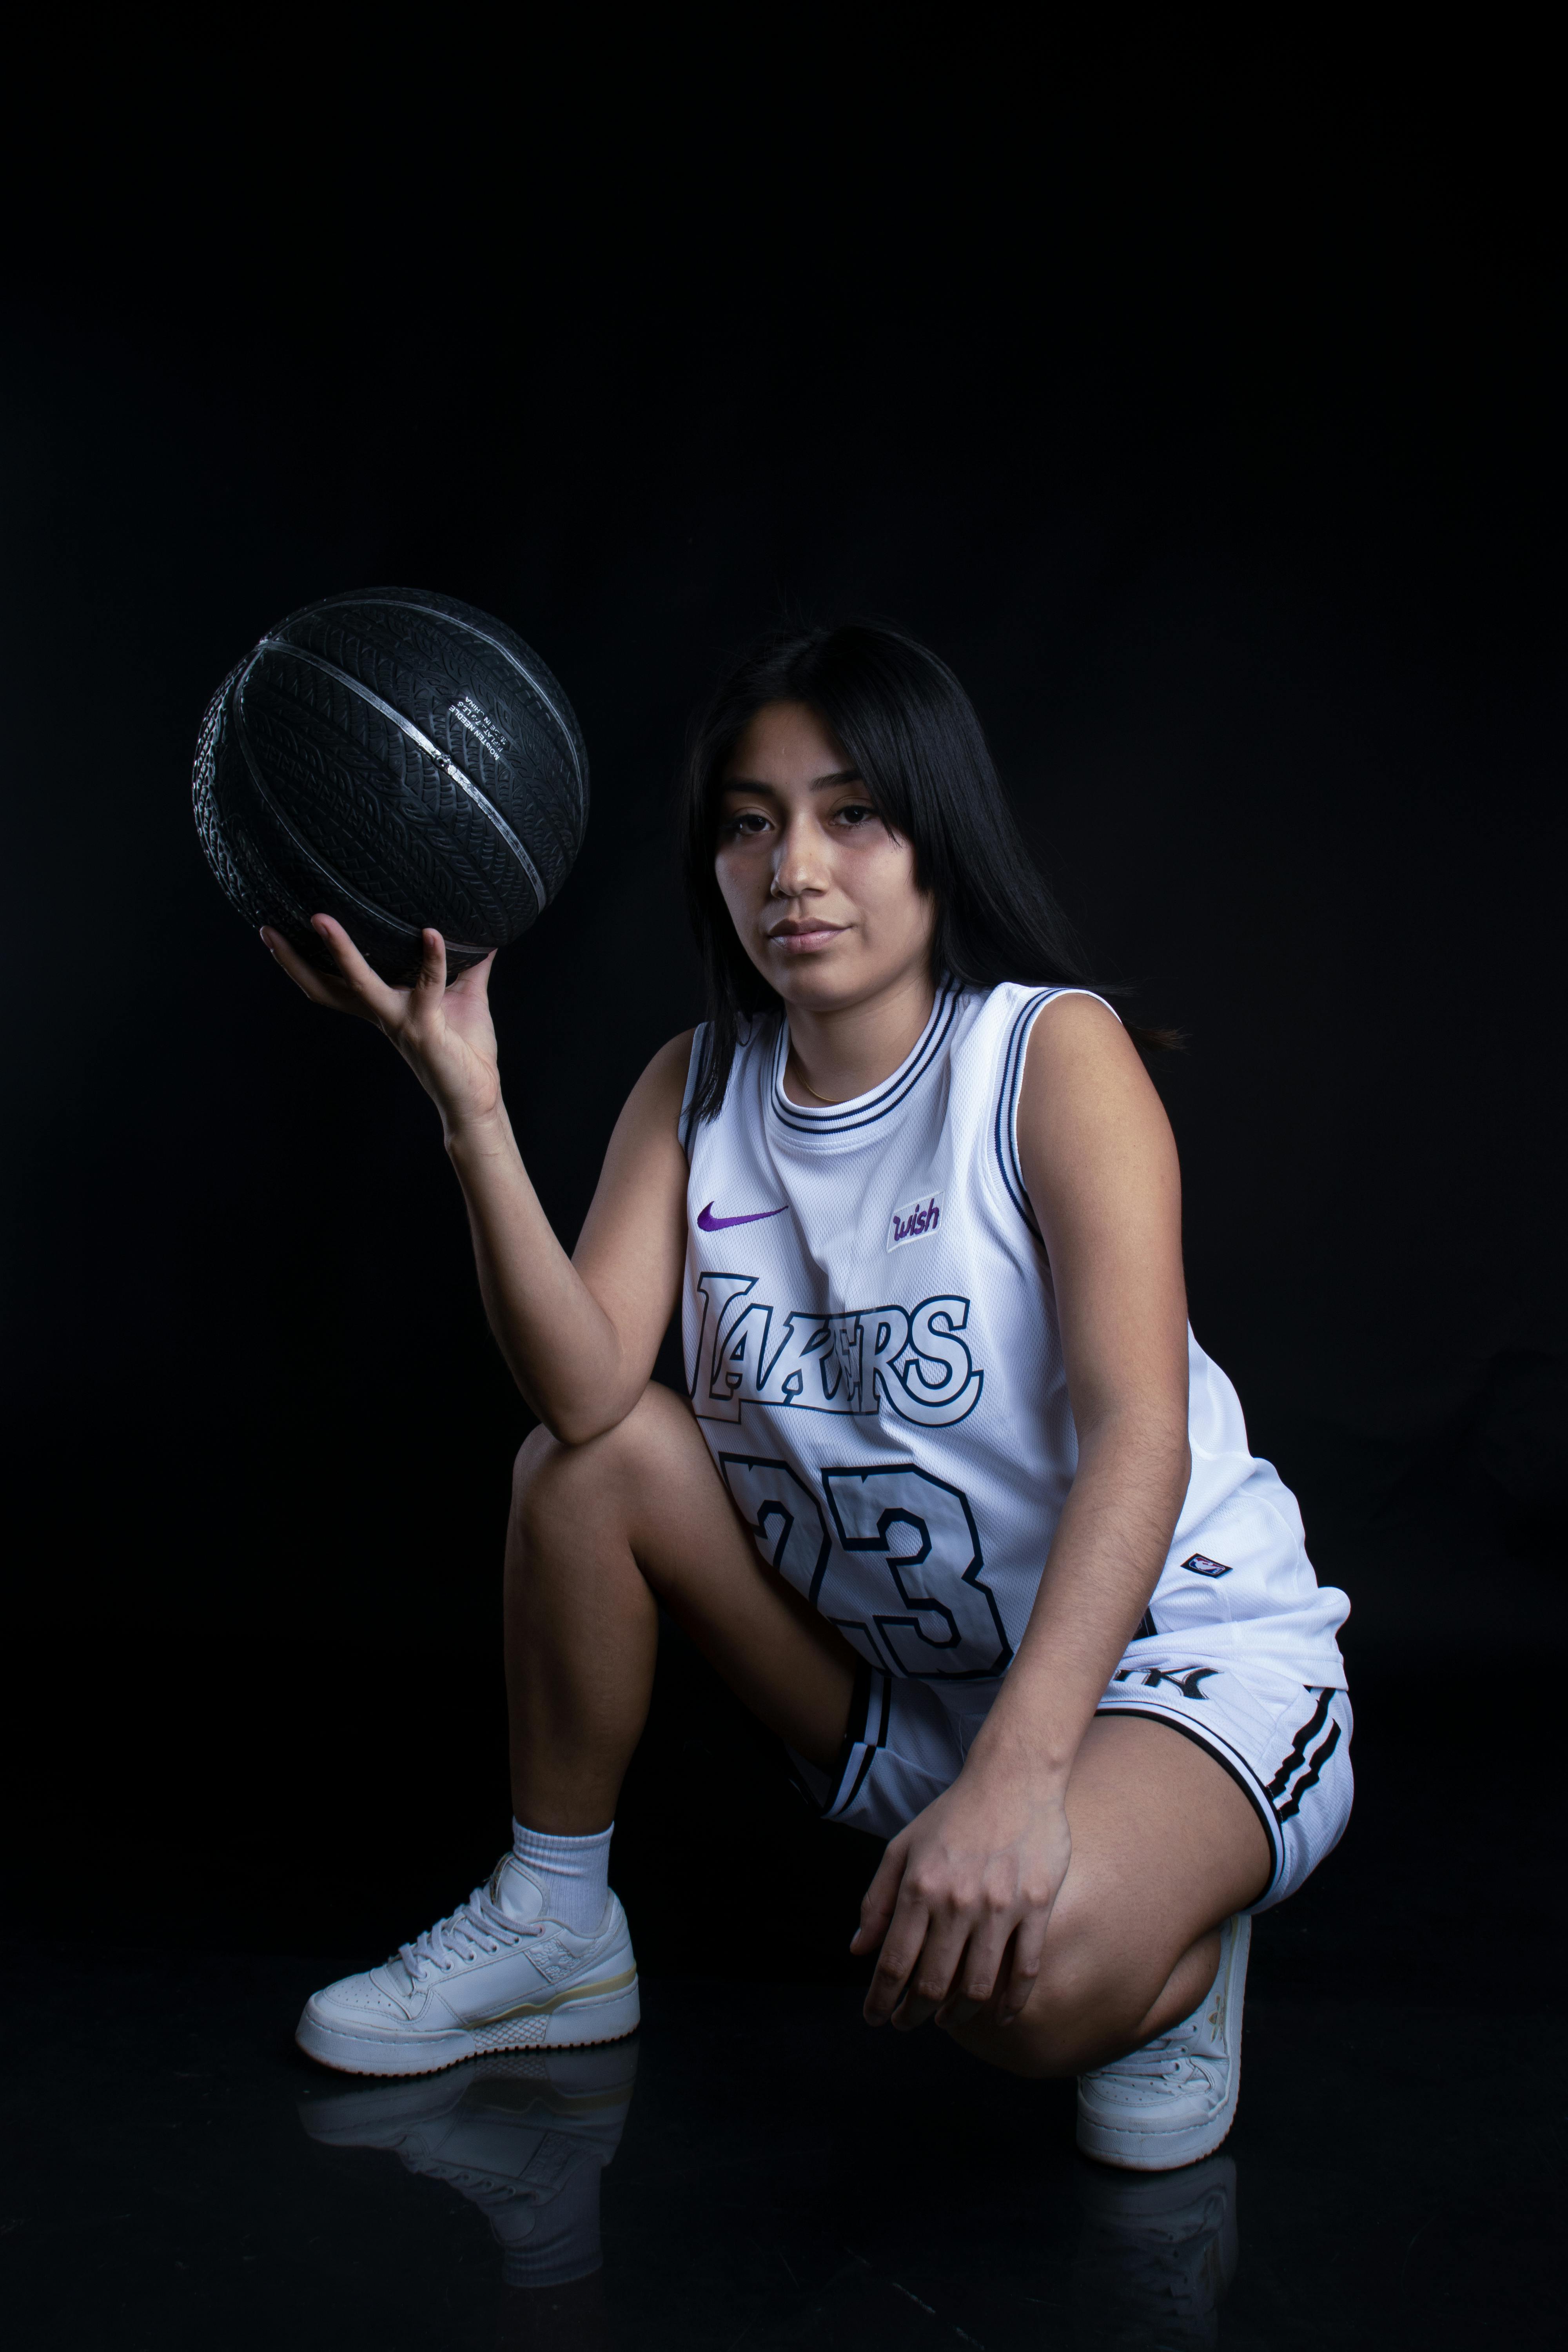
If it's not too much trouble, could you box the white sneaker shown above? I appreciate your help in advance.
[1076,1914,1250,2171]
[296,1854,640,2078]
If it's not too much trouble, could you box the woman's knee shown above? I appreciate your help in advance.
[510,1421,578,1535]
[1016,1955,1143,2079]
[506,1416,652,1616]
[509,1385,683,1539]
[945,1901,1163,2080]
[510,1418,621,1556]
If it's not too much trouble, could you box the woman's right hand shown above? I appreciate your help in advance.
[262,915,503,1139]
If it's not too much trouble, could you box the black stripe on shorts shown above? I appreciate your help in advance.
[1274,1719,1342,1824]
[1265,1688,1334,1804]
[827,1662,888,1820]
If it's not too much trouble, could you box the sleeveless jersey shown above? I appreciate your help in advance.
[680,982,1349,1702]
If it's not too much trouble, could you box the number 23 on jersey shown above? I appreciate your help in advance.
[718,1453,1013,1682]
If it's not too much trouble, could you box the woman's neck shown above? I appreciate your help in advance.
[780,967,937,1107]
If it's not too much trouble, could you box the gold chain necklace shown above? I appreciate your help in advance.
[787,1051,848,1106]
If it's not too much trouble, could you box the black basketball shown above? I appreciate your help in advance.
[193,588,589,984]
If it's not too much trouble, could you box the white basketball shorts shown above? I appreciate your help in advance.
[792,1648,1353,1912]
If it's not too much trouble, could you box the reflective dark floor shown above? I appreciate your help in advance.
[1,1943,1556,2349]
[4,1651,1558,2348]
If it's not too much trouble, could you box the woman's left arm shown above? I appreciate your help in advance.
[854,994,1191,2031]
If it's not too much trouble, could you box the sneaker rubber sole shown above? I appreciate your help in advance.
[295,1972,641,2079]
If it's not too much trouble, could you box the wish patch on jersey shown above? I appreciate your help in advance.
[680,985,1351,1694]
[887,1192,942,1250]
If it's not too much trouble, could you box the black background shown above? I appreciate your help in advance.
[3,29,1562,1988]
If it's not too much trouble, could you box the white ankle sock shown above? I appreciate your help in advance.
[509,1819,613,1935]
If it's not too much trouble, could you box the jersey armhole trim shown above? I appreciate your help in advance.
[678,1024,708,1160]
[992,987,1123,1233]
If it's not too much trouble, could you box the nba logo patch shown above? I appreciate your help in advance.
[887,1191,942,1251]
[1182,1553,1233,1578]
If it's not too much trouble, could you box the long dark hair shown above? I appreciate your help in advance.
[679,620,1172,1124]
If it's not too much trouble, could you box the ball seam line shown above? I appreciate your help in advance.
[231,657,491,955]
[330,598,588,815]
[258,637,549,916]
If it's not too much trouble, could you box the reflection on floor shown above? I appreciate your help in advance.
[0,1951,1557,2348]
[1072,2155,1236,2348]
[299,2046,639,2296]
[297,2041,1237,2348]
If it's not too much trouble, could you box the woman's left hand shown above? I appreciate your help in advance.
[851,1758,1072,2031]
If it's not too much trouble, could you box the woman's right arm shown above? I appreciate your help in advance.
[263,915,691,1444]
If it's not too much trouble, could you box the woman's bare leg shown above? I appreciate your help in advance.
[504,1381,858,1833]
[944,1715,1272,2078]
[505,1395,1267,2077]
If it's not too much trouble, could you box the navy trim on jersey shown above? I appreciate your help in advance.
[770,985,963,1135]
[992,989,1056,1232]
[993,987,1127,1234]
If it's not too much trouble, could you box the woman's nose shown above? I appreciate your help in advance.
[771,818,826,898]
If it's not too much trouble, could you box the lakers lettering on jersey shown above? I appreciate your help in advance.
[688,1273,982,1426]
[681,983,1349,1703]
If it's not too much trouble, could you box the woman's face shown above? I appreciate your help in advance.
[715,701,936,1015]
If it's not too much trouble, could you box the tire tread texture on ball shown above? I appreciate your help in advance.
[192,589,589,984]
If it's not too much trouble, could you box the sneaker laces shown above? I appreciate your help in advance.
[1086,2028,1211,2087]
[397,1883,546,1986]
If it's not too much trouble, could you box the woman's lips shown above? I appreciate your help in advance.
[769,925,846,953]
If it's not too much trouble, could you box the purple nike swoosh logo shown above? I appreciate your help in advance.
[697,1201,787,1232]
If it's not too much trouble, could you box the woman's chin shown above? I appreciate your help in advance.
[772,967,893,1018]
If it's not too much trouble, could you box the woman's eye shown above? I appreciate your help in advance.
[836,803,878,828]
[722,810,771,838]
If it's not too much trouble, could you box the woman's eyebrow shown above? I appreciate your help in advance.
[720,768,864,793]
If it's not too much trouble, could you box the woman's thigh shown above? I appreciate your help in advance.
[512,1381,859,1771]
[947,1714,1272,2077]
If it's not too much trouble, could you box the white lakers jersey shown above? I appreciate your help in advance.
[680,983,1349,1700]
